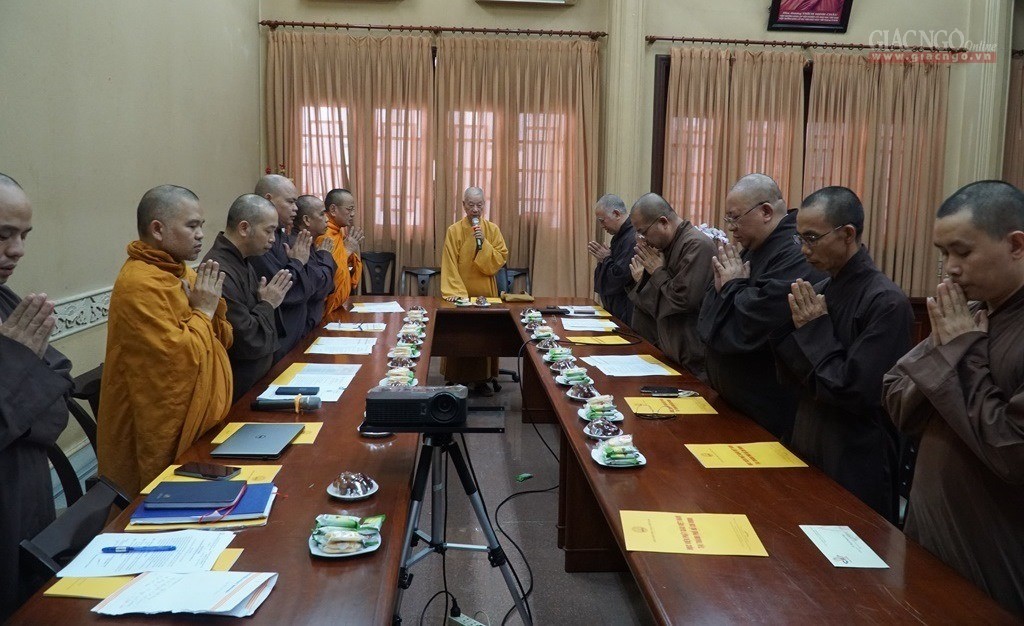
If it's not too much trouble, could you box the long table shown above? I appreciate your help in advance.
[13,297,1015,624]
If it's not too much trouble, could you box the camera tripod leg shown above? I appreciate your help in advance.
[392,439,435,624]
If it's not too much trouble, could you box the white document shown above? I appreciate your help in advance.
[351,301,405,313]
[561,318,618,332]
[324,322,387,332]
[304,336,377,355]
[799,525,889,569]
[258,363,361,402]
[581,355,677,377]
[92,571,278,617]
[58,530,235,578]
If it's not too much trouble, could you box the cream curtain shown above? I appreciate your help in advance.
[663,47,806,227]
[804,53,949,296]
[1004,57,1024,189]
[434,37,600,297]
[265,31,436,272]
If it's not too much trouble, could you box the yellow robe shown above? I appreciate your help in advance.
[440,217,509,382]
[318,221,362,323]
[97,241,234,497]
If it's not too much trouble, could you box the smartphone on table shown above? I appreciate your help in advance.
[174,462,242,480]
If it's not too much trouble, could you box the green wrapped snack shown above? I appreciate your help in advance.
[315,514,360,529]
[359,514,386,533]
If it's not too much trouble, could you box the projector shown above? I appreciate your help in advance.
[364,385,468,428]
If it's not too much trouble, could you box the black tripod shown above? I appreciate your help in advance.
[392,433,532,625]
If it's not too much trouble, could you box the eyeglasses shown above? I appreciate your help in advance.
[793,224,847,248]
[723,201,768,225]
[635,219,659,239]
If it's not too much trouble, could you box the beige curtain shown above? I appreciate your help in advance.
[265,31,436,272]
[1004,57,1024,189]
[663,47,805,227]
[804,53,949,297]
[434,37,600,297]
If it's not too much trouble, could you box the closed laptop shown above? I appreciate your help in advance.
[210,423,304,459]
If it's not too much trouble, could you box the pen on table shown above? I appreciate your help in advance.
[101,546,176,554]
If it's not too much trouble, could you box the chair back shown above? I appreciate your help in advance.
[47,444,84,507]
[496,266,532,294]
[361,252,397,295]
[401,267,441,297]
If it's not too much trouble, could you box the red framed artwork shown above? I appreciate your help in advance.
[768,0,853,33]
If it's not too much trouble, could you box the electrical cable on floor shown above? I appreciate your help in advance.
[494,484,558,625]
[516,339,559,463]
[419,590,455,626]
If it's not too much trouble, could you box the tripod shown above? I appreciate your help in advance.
[392,433,532,625]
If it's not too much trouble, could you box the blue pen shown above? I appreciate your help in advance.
[101,546,176,554]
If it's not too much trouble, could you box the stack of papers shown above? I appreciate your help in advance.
[581,355,681,377]
[258,363,361,402]
[58,530,235,578]
[305,336,377,355]
[565,335,630,345]
[130,484,277,525]
[92,571,278,617]
[561,318,619,332]
[324,322,387,332]
[351,301,405,313]
[140,465,281,495]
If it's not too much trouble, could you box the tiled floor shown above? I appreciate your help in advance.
[397,357,654,625]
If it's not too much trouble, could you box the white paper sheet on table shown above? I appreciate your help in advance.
[350,301,405,313]
[258,363,361,402]
[799,525,889,569]
[560,318,618,332]
[581,355,680,377]
[92,571,278,617]
[304,337,377,355]
[324,322,387,332]
[58,530,235,578]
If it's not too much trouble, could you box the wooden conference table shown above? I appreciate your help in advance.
[13,297,1014,624]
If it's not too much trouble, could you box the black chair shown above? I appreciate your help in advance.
[69,364,103,490]
[402,267,441,296]
[361,252,397,295]
[496,266,532,295]
[20,473,130,580]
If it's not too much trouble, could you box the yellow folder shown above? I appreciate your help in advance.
[620,511,768,556]
[685,442,807,468]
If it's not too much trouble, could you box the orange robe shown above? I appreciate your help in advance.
[318,221,363,323]
[97,241,234,496]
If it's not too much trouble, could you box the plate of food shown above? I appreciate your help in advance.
[591,447,647,468]
[327,472,379,501]
[566,383,600,402]
[576,407,624,422]
[549,358,579,372]
[309,530,381,558]
[403,316,430,324]
[396,335,424,346]
[583,419,623,440]
[542,347,574,363]
[473,296,491,307]
[591,435,646,468]
[555,367,593,386]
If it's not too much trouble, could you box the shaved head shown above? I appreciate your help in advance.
[295,195,323,224]
[729,174,785,213]
[137,184,199,237]
[937,180,1024,240]
[0,172,32,283]
[801,186,865,238]
[463,187,484,202]
[254,174,292,198]
[630,193,676,222]
[227,194,276,231]
[0,173,24,192]
[324,188,352,209]
[596,194,626,214]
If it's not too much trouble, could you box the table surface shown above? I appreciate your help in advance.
[12,296,1014,625]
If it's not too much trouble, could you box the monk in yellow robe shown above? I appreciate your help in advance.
[318,188,364,322]
[440,187,509,395]
[97,185,233,497]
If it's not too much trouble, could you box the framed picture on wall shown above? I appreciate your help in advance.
[768,0,853,33]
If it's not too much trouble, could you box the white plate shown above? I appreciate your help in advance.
[358,417,391,438]
[566,389,601,402]
[474,301,492,307]
[454,301,474,307]
[387,349,420,359]
[590,447,647,468]
[577,408,625,422]
[308,532,382,558]
[378,378,419,387]
[396,338,424,346]
[583,423,623,440]
[555,375,594,386]
[388,360,419,369]
[520,318,545,325]
[549,360,579,372]
[531,333,559,341]
[403,316,430,323]
[397,331,426,339]
[326,480,379,501]
[542,353,574,364]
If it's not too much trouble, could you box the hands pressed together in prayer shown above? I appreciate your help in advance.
[928,278,988,346]
[258,269,293,309]
[629,256,645,283]
[712,243,750,292]
[587,241,611,263]
[788,279,828,329]
[286,230,313,264]
[634,240,664,274]
[343,225,365,256]
[184,260,225,320]
[0,293,56,359]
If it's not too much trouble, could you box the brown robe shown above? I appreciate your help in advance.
[627,220,715,379]
[883,285,1024,617]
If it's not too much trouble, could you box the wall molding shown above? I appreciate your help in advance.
[53,286,112,340]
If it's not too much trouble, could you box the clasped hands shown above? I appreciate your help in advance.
[711,243,750,292]
[0,293,56,359]
[343,225,365,256]
[182,260,226,320]
[587,241,611,263]
[928,278,987,346]
[787,279,827,329]
[628,240,664,282]
[285,230,313,264]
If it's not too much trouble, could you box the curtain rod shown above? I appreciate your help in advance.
[260,20,606,40]
[645,35,966,54]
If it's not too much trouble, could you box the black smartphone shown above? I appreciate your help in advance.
[276,386,319,395]
[640,385,682,394]
[174,462,242,480]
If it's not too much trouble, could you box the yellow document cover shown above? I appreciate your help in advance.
[624,396,717,415]
[566,335,630,345]
[620,511,768,557]
[140,465,282,495]
[685,442,808,468]
[212,422,322,445]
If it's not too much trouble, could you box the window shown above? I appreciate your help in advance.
[451,110,495,218]
[664,115,717,222]
[374,108,427,227]
[301,106,350,199]
[517,112,566,226]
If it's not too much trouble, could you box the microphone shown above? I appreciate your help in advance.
[251,396,322,412]
[471,216,482,251]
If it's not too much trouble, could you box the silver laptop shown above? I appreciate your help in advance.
[210,423,305,459]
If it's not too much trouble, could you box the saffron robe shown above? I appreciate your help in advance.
[317,222,362,324]
[97,241,233,497]
[884,285,1024,616]
[440,217,509,382]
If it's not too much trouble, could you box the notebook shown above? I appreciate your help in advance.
[144,480,246,509]
[133,484,276,524]
[209,423,305,459]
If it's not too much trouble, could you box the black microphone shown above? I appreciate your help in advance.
[471,216,482,251]
[251,396,322,412]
